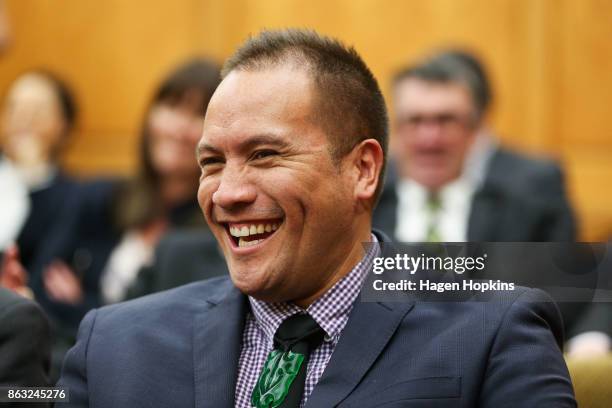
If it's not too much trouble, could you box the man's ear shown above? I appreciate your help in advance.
[351,139,384,205]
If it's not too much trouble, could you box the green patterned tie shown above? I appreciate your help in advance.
[425,192,442,242]
[251,313,325,408]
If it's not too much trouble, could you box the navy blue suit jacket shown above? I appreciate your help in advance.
[58,236,576,407]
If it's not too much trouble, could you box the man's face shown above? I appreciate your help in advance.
[197,65,358,304]
[393,78,479,190]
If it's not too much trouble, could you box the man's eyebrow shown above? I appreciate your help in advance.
[239,134,291,152]
[196,142,221,157]
[196,134,291,157]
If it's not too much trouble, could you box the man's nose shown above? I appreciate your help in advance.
[212,165,257,209]
[415,123,445,147]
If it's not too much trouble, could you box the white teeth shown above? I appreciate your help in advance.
[229,221,282,240]
[238,238,264,247]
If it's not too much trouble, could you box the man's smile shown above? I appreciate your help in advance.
[224,219,283,248]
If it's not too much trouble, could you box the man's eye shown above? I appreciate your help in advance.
[199,157,223,167]
[252,150,278,160]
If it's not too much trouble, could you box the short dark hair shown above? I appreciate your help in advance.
[222,28,389,204]
[393,49,492,119]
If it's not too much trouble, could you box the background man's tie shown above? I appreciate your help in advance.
[426,192,442,242]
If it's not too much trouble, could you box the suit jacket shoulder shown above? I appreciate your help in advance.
[0,288,51,388]
[94,276,234,326]
[474,146,576,241]
[487,147,566,200]
[57,277,241,407]
[58,263,575,407]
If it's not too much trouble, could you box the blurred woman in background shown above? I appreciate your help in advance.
[99,58,220,304]
[29,58,220,379]
[0,70,78,274]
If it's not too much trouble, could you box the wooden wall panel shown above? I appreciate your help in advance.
[1,0,213,174]
[212,0,563,151]
[1,0,611,239]
[557,0,612,241]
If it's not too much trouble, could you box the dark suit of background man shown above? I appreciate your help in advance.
[58,29,575,407]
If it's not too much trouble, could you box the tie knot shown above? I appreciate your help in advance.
[274,313,325,353]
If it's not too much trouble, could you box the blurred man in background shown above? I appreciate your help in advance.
[374,50,576,242]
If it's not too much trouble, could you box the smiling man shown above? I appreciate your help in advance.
[196,57,382,308]
[58,29,575,407]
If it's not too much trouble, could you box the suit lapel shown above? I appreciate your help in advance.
[305,299,415,407]
[193,282,247,408]
[468,186,503,241]
[468,149,509,241]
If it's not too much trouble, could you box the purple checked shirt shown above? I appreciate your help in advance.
[234,235,380,408]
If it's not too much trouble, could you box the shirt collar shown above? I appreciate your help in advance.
[398,177,471,210]
[248,233,380,343]
[463,130,497,188]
